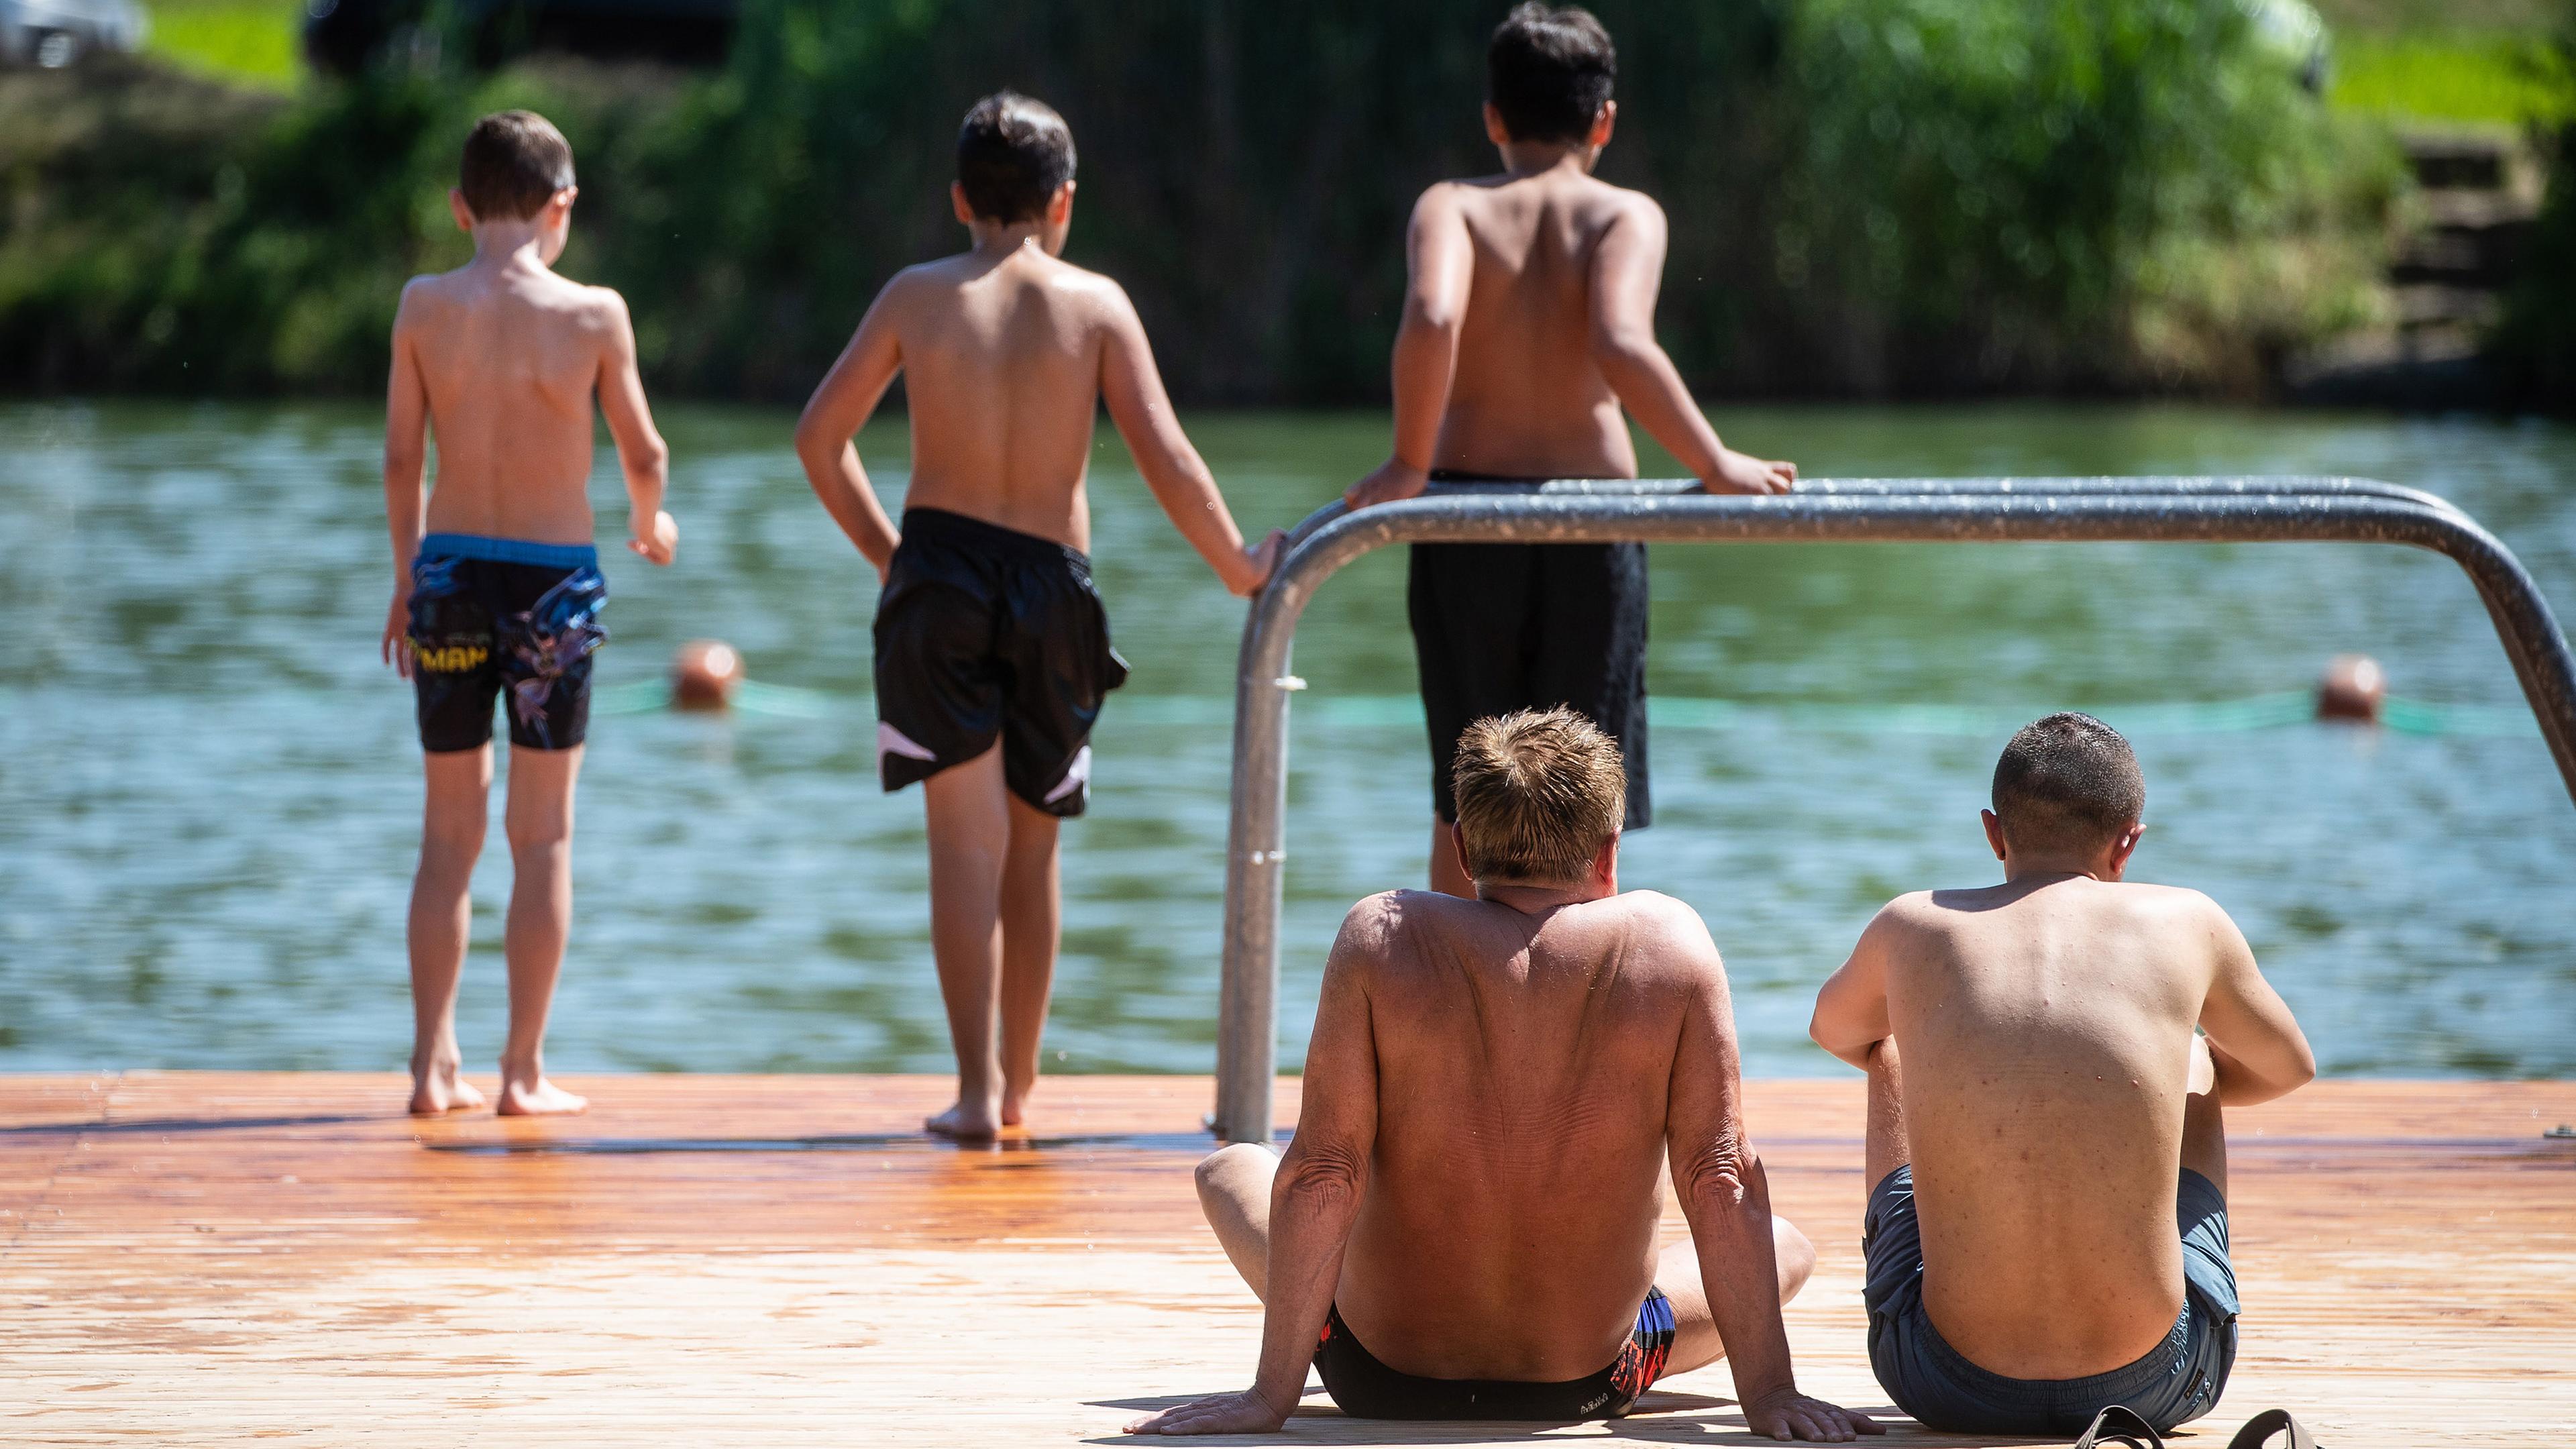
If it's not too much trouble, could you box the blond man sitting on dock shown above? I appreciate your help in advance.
[1131,708,1876,1441]
[1810,712,2316,1438]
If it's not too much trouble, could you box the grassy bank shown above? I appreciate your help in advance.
[144,0,298,90]
[2330,31,2573,122]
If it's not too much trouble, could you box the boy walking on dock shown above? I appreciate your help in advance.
[795,91,1279,1140]
[1345,3,1798,896]
[382,110,678,1117]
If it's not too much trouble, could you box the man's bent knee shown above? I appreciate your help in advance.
[1195,1141,1274,1189]
[1773,1215,1818,1300]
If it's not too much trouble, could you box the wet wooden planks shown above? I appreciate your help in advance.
[3,1073,2571,1446]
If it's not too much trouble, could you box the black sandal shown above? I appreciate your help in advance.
[2072,1405,2163,1449]
[2225,1408,2318,1449]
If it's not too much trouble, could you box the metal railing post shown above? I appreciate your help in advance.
[1208,478,2576,1143]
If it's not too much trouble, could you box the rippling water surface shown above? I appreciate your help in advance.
[3,402,2571,1077]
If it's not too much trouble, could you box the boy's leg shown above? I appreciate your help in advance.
[409,747,493,1114]
[496,743,587,1116]
[1864,1036,1911,1190]
[921,741,1013,1138]
[997,792,1061,1127]
[1654,1215,1818,1376]
[1407,542,1536,898]
[1194,1142,1282,1298]
[2182,1034,2228,1197]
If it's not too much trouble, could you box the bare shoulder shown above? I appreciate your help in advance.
[1605,887,1711,934]
[1858,888,1966,956]
[1580,175,1663,227]
[1335,888,1418,945]
[395,268,462,317]
[872,258,963,315]
[1598,890,1723,972]
[578,280,631,317]
[1870,889,1948,933]
[1034,254,1135,315]
[1412,178,1474,219]
[1327,890,1422,978]
[2115,881,2243,938]
[570,280,633,333]
[2104,879,2222,916]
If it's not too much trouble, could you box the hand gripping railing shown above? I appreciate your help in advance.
[1211,476,2576,1143]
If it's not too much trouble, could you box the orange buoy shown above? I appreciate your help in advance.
[2315,653,2386,724]
[672,640,744,712]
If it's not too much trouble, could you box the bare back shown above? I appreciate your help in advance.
[1872,879,2226,1373]
[870,248,1126,551]
[396,260,627,545]
[1431,170,1644,479]
[1333,888,1712,1381]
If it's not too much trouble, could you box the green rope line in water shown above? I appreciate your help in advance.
[592,679,2539,738]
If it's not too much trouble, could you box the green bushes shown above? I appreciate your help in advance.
[1774,0,2394,390]
[2495,9,2576,410]
[1,0,2395,400]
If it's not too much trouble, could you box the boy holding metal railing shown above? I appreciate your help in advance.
[1344,4,1799,896]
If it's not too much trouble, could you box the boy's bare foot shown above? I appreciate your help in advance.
[409,1066,487,1116]
[1000,1092,1028,1128]
[926,1100,1002,1140]
[495,1075,588,1116]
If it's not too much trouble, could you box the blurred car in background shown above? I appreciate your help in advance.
[1,0,148,67]
[304,0,735,75]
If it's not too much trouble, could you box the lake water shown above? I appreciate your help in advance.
[3,401,2572,1080]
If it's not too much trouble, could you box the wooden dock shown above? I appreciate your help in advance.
[5,1073,2571,1446]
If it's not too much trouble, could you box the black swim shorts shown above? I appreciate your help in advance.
[872,506,1128,816]
[1861,1165,2239,1436]
[1313,1288,1675,1421]
[406,533,607,753]
[1407,476,1648,830]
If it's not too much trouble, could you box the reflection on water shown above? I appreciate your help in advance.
[1,402,2571,1077]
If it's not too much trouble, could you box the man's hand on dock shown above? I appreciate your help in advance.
[1123,1385,1294,1436]
[1743,1386,1884,1442]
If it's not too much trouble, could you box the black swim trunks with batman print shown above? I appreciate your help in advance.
[406,533,606,753]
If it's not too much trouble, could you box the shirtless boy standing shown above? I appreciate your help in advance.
[1344,4,1799,897]
[794,91,1280,1140]
[382,111,678,1117]
[1809,714,2316,1437]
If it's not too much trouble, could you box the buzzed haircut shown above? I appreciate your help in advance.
[1990,712,2147,854]
[458,110,576,223]
[1487,3,1616,146]
[1452,707,1627,885]
[956,90,1077,224]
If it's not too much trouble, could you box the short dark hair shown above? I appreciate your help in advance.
[458,110,575,223]
[956,90,1077,223]
[1990,712,2146,854]
[1452,707,1627,885]
[1487,3,1615,145]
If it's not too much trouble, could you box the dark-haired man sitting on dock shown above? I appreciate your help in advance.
[1811,712,2316,1438]
[1129,708,1876,1442]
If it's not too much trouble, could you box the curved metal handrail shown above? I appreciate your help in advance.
[1212,479,2576,1142]
[1275,475,2466,554]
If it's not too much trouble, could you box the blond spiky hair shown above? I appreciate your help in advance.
[1451,706,1626,886]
